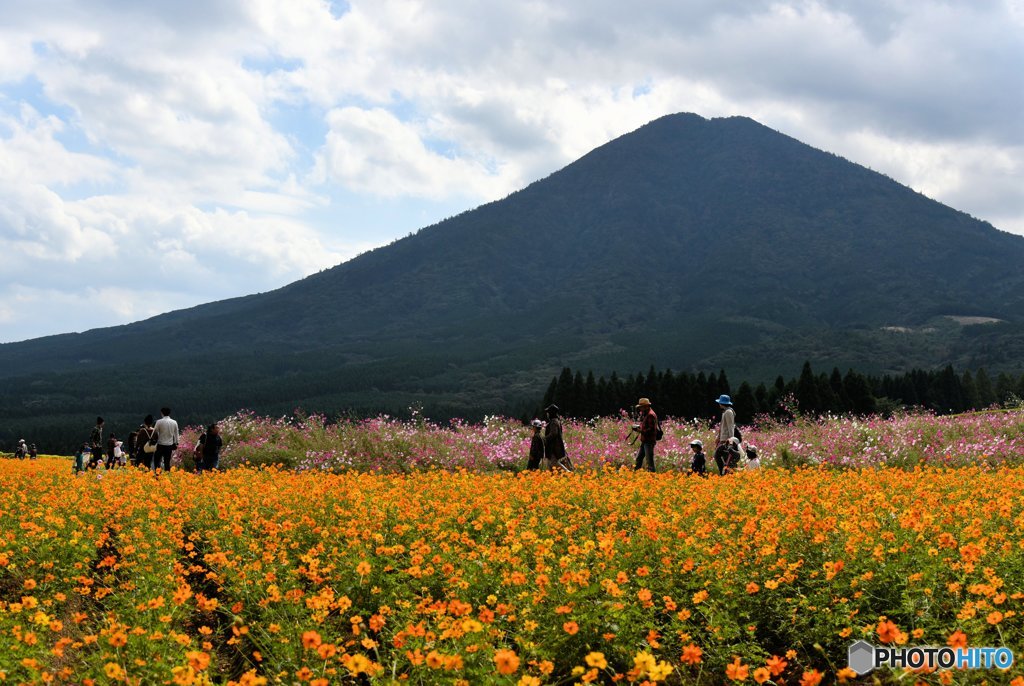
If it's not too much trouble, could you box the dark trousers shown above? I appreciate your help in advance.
[88,446,102,469]
[197,454,219,472]
[154,444,173,472]
[634,441,655,472]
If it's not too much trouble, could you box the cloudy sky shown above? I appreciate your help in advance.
[1,0,1021,343]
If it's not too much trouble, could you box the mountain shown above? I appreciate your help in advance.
[4,113,1024,449]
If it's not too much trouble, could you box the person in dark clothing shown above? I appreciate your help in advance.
[632,398,658,472]
[689,439,707,476]
[28,444,37,460]
[88,417,104,469]
[135,415,157,469]
[73,443,89,474]
[527,419,545,470]
[106,434,118,469]
[195,423,223,473]
[543,404,572,471]
[126,431,138,465]
[720,437,743,475]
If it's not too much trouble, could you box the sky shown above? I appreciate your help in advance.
[1,0,1022,344]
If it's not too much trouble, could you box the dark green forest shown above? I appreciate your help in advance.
[537,363,1024,424]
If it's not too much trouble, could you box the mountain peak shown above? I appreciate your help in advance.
[2,113,1023,435]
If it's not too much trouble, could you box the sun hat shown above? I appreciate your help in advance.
[636,397,652,407]
[530,419,543,428]
[690,439,703,448]
[544,404,560,416]
[715,394,733,406]
[728,436,740,445]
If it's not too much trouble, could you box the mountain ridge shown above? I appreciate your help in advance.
[3,112,1024,446]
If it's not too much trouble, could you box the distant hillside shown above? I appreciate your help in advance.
[3,113,1024,449]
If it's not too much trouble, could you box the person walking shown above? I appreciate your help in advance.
[689,439,707,476]
[195,423,223,473]
[135,415,157,468]
[527,419,545,470]
[153,407,179,473]
[105,433,118,470]
[126,431,138,465]
[543,404,572,471]
[73,443,89,474]
[632,398,658,472]
[714,395,736,475]
[88,417,104,470]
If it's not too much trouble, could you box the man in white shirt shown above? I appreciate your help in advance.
[153,406,180,472]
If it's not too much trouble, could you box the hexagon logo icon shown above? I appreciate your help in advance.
[848,640,875,675]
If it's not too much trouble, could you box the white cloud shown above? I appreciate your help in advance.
[313,106,518,200]
[0,0,1021,342]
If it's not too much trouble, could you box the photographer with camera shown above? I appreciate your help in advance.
[632,398,659,472]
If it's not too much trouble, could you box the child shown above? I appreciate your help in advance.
[745,445,761,470]
[527,419,545,470]
[73,443,89,474]
[689,439,707,476]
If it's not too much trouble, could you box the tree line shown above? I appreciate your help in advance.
[538,363,1024,423]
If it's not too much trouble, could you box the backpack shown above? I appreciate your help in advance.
[655,422,664,441]
[141,428,158,454]
[733,425,742,443]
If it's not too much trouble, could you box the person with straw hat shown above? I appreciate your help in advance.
[632,397,658,472]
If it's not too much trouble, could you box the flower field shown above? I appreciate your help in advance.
[2,457,1023,684]
[177,409,1024,473]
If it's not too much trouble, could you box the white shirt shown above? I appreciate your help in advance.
[155,416,180,446]
[746,457,761,470]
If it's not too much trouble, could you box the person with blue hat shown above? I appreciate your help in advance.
[714,394,736,475]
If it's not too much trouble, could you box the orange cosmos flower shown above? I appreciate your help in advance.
[800,669,823,686]
[726,657,749,681]
[186,651,210,672]
[765,655,787,676]
[681,644,703,665]
[494,649,520,675]
[877,619,900,643]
